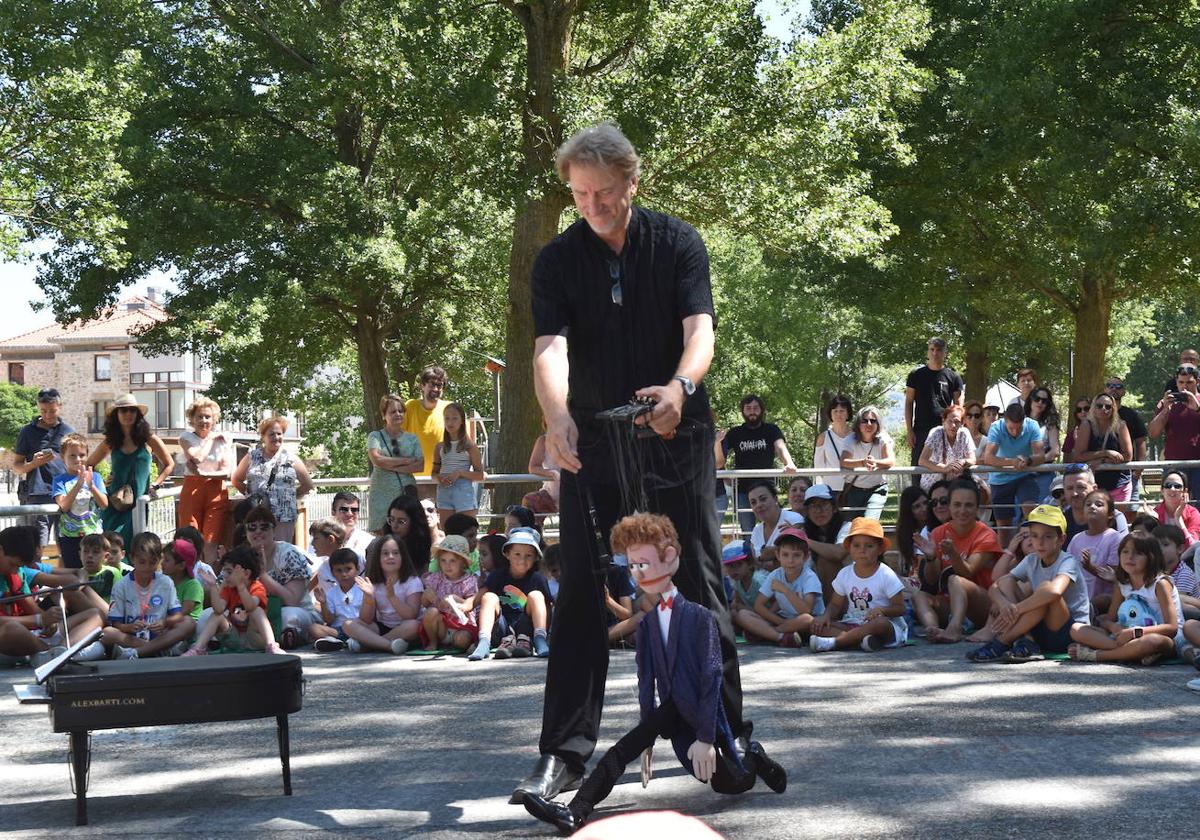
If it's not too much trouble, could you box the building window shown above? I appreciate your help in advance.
[90,400,113,433]
[94,354,111,381]
[156,390,169,429]
[7,363,24,386]
[130,373,144,385]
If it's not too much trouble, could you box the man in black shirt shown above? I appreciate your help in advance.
[717,394,797,535]
[521,122,773,804]
[904,337,964,483]
[1103,375,1148,502]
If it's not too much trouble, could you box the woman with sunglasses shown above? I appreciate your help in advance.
[917,404,976,491]
[88,394,175,547]
[1076,392,1133,502]
[1023,387,1062,501]
[813,395,855,493]
[839,406,895,520]
[241,504,320,648]
[366,394,425,532]
[963,401,986,450]
[1154,471,1200,548]
[1063,398,1092,456]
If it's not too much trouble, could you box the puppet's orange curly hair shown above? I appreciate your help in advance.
[609,512,681,556]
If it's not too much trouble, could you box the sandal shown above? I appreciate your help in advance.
[1068,643,1098,662]
[1006,638,1044,663]
[280,628,302,650]
[493,634,517,660]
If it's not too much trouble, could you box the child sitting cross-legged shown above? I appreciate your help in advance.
[184,543,281,655]
[809,518,908,652]
[966,505,1092,664]
[341,534,422,655]
[737,528,824,647]
[92,532,197,660]
[419,535,479,652]
[310,548,373,653]
[468,527,551,660]
[1068,534,1184,664]
[1153,524,1200,620]
[81,532,121,605]
[161,538,204,625]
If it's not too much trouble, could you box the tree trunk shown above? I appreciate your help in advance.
[494,2,573,521]
[963,344,990,404]
[354,314,391,433]
[1068,273,1112,411]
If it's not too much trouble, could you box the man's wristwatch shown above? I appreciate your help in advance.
[672,375,696,396]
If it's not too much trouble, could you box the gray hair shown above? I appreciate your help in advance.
[555,121,641,183]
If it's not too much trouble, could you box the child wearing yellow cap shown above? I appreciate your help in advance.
[966,504,1091,663]
[809,518,907,652]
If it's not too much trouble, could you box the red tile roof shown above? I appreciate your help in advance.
[0,296,167,350]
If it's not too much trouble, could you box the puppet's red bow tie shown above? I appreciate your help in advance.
[659,596,674,611]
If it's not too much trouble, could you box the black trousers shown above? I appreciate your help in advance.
[568,699,754,819]
[538,424,745,770]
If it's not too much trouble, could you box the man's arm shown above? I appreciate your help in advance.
[774,436,798,472]
[904,386,916,449]
[636,313,715,437]
[533,333,581,473]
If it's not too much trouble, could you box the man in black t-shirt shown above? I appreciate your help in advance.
[717,394,797,535]
[522,122,766,804]
[904,337,965,481]
[1104,375,1148,502]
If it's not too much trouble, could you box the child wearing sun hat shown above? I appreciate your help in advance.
[809,518,908,652]
[419,534,480,651]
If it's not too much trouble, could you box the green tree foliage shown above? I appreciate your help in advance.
[0,383,38,450]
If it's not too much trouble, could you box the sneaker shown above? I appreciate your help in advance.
[533,634,550,658]
[347,638,363,654]
[30,646,66,670]
[467,639,492,661]
[808,635,836,653]
[1187,678,1200,692]
[314,637,346,653]
[494,634,517,660]
[1006,637,1044,663]
[860,635,884,652]
[390,638,410,656]
[112,645,139,661]
[181,646,206,657]
[512,634,533,658]
[965,639,1011,663]
[73,640,108,662]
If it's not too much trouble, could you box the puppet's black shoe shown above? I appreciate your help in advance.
[748,741,787,793]
[510,754,583,804]
[523,794,584,836]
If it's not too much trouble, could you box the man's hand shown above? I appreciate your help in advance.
[635,381,684,438]
[641,746,654,788]
[907,430,916,449]
[545,414,581,473]
[687,740,716,782]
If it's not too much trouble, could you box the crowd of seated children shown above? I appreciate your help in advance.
[469,528,551,660]
[342,533,422,655]
[186,544,280,655]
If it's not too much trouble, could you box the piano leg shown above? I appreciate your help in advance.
[68,729,90,826]
[276,714,292,796]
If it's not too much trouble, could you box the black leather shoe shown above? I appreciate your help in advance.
[748,741,787,793]
[510,754,583,804]
[523,793,585,836]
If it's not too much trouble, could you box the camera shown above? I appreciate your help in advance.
[1173,392,1189,404]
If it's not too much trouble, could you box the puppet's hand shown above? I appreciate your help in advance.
[687,740,716,782]
[640,746,653,788]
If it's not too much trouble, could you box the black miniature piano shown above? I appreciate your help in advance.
[14,628,303,825]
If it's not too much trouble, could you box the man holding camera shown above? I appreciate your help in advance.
[12,388,74,547]
[1149,364,1200,500]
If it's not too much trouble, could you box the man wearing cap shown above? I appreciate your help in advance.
[904,337,965,484]
[12,388,75,547]
[966,504,1091,664]
[981,403,1046,530]
[1149,363,1200,497]
[526,122,755,803]
[1103,375,1147,502]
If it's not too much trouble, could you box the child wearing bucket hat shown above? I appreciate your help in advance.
[468,527,552,660]
[419,534,480,651]
[966,504,1091,663]
[810,518,908,653]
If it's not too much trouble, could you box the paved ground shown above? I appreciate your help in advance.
[1,640,1199,839]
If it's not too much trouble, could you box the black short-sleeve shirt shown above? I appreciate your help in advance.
[531,206,715,430]
[483,568,553,626]
[906,366,964,433]
[1118,405,1147,442]
[722,423,785,470]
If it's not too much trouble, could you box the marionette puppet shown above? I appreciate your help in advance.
[524,512,786,836]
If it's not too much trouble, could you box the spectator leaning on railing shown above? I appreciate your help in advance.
[981,403,1045,530]
[1102,375,1147,502]
[717,394,798,536]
